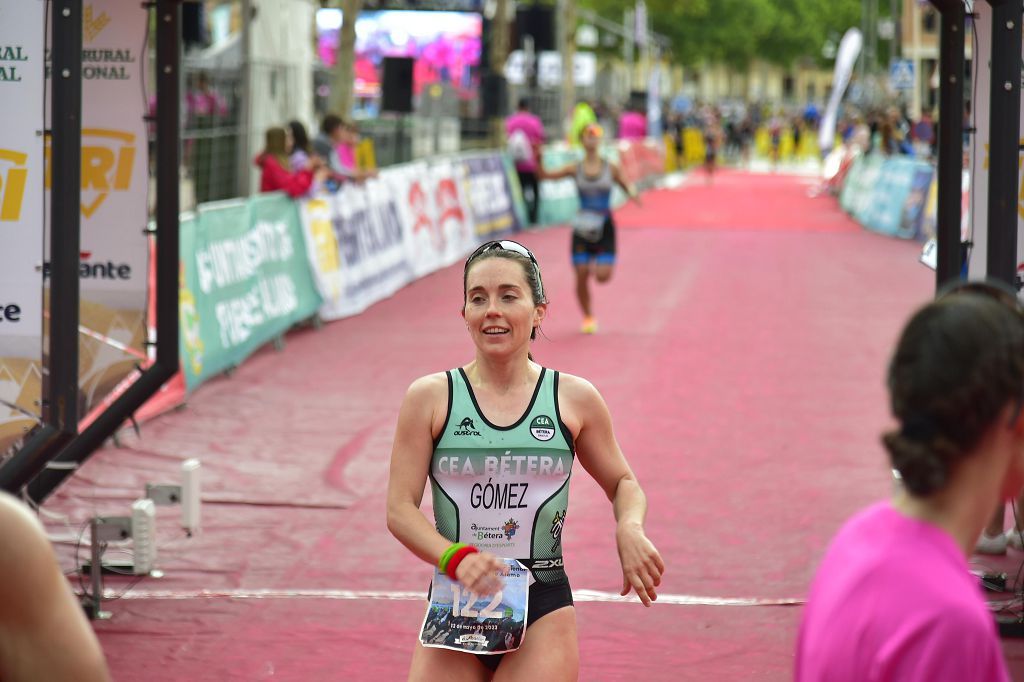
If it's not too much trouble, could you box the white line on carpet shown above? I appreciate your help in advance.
[90,587,804,607]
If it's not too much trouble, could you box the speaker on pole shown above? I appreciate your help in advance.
[481,72,508,119]
[515,5,555,52]
[381,56,414,113]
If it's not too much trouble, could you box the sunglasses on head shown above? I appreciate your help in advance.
[464,240,544,300]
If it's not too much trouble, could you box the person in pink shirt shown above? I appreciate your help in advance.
[334,119,377,183]
[796,279,1024,682]
[617,103,647,141]
[505,98,546,224]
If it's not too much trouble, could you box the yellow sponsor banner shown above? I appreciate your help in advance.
[0,149,28,221]
[44,128,136,218]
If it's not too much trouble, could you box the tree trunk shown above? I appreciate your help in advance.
[560,0,577,138]
[490,0,510,72]
[489,0,510,146]
[330,0,362,117]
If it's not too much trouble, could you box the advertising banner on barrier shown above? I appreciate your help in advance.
[395,159,478,277]
[839,154,933,239]
[179,194,322,390]
[0,0,45,454]
[839,154,882,216]
[856,157,934,239]
[300,174,415,321]
[899,165,935,240]
[41,0,152,417]
[460,153,521,238]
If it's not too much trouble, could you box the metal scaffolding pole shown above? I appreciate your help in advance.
[929,0,965,291]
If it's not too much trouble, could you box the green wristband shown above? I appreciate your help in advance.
[438,543,467,573]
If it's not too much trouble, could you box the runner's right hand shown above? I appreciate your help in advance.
[454,551,508,597]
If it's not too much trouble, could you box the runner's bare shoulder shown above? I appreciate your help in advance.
[405,372,449,405]
[554,372,605,436]
[403,372,451,432]
[556,372,602,402]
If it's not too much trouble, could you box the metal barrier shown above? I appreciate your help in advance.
[175,67,244,208]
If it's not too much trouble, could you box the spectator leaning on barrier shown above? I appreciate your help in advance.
[255,126,326,198]
[337,120,378,183]
[288,120,314,171]
[313,114,374,188]
[336,119,358,174]
[313,114,347,182]
[506,97,546,225]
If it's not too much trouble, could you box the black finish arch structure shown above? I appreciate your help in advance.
[928,0,1022,292]
[0,0,182,502]
[928,0,966,290]
[0,0,85,495]
[982,0,1022,287]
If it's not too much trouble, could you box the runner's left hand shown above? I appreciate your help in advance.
[616,523,664,607]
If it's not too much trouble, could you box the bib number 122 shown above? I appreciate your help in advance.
[450,584,503,619]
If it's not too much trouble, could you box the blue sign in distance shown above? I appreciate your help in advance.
[889,59,915,91]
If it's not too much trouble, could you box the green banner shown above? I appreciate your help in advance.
[179,193,323,391]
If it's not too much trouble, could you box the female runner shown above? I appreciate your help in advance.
[387,240,664,681]
[539,124,639,334]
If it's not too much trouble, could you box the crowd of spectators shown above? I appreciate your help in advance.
[255,113,378,198]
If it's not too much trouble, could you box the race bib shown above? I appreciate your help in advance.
[419,558,529,655]
[572,210,606,243]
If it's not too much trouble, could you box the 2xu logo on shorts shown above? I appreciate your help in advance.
[530,558,563,570]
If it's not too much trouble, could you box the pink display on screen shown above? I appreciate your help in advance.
[316,9,482,101]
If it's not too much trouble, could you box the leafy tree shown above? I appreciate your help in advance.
[578,0,862,68]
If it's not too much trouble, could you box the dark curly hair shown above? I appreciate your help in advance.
[884,282,1024,496]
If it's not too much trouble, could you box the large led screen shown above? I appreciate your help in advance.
[316,9,482,101]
